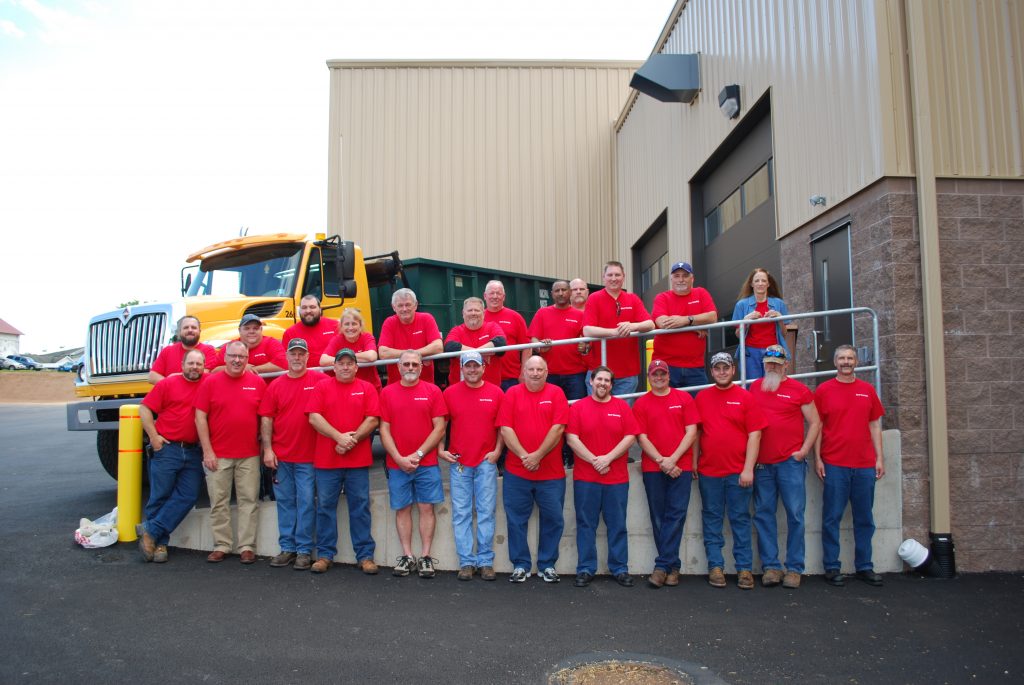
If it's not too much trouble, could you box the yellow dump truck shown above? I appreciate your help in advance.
[66,233,402,479]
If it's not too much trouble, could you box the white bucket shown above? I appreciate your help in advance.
[898,538,930,568]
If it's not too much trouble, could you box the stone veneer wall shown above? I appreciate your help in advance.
[779,176,1024,572]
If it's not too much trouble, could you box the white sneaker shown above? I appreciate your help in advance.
[540,567,560,583]
[508,567,531,583]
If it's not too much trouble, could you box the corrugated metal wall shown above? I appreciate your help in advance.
[327,61,639,283]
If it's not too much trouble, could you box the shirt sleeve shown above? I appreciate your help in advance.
[141,381,166,414]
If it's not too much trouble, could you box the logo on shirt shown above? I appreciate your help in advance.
[669,405,682,410]
[856,393,870,399]
[726,401,741,406]
[411,330,424,336]
[777,393,792,399]
[479,398,494,403]
[499,319,512,326]
[351,391,364,397]
[565,317,579,324]
[242,386,258,391]
[607,413,621,418]
[539,400,552,405]
[687,299,700,305]
[414,397,429,401]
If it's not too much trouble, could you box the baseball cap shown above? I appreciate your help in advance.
[647,359,670,376]
[670,261,694,274]
[334,348,357,361]
[461,350,484,366]
[287,338,308,352]
[710,351,735,367]
[239,313,262,327]
[763,345,787,364]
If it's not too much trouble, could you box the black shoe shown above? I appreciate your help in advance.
[824,569,846,587]
[614,573,634,587]
[856,570,883,586]
[574,572,594,587]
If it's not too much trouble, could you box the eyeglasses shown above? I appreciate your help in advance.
[400,362,422,368]
[764,349,786,359]
[225,354,247,360]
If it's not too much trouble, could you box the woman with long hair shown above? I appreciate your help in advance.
[320,307,381,389]
[731,267,789,380]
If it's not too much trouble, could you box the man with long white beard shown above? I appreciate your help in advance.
[748,345,821,589]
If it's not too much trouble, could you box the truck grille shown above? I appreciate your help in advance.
[88,312,169,376]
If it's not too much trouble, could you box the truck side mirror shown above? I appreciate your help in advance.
[336,240,357,298]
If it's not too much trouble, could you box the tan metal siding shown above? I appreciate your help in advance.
[328,62,639,283]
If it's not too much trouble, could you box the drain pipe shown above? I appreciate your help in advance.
[904,0,955,576]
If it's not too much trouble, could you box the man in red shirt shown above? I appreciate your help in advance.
[749,345,821,589]
[136,349,208,563]
[439,351,504,581]
[148,315,217,384]
[377,288,443,385]
[308,348,382,576]
[497,355,570,583]
[258,338,328,571]
[444,297,506,387]
[582,261,654,397]
[282,295,338,364]
[651,262,718,394]
[483,280,530,391]
[195,340,267,563]
[814,344,885,587]
[379,350,448,578]
[566,366,640,588]
[530,280,588,403]
[634,359,700,588]
[695,351,766,590]
[212,314,286,373]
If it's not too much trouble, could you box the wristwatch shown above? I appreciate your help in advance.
[416,450,425,458]
[687,316,694,326]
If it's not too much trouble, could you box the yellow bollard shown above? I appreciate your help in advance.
[117,404,144,542]
[644,339,654,391]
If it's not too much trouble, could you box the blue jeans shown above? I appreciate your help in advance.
[585,372,638,398]
[548,372,586,463]
[500,378,519,392]
[450,460,498,567]
[643,471,692,572]
[821,463,876,572]
[668,365,707,398]
[503,472,565,570]
[273,462,315,555]
[698,473,753,571]
[315,467,375,562]
[574,480,629,575]
[740,346,768,382]
[753,457,807,573]
[143,442,204,546]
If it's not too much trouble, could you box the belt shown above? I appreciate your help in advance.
[164,440,198,449]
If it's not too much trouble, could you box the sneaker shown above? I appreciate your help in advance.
[393,555,416,577]
[417,556,436,578]
[269,551,296,568]
[480,566,496,581]
[153,545,168,564]
[648,568,667,588]
[782,571,802,589]
[509,567,530,583]
[294,553,312,571]
[457,565,475,581]
[856,570,884,586]
[135,523,155,562]
[737,570,754,590]
[540,567,560,583]
[615,573,635,587]
[824,569,846,587]
[311,558,332,574]
[708,567,726,588]
[665,568,680,586]
[761,568,784,587]
[358,558,379,575]
[574,571,594,587]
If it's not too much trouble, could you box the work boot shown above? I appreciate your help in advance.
[293,554,312,571]
[761,568,784,587]
[782,571,802,589]
[708,567,726,588]
[737,570,755,590]
[358,558,379,575]
[153,545,168,564]
[665,568,680,586]
[311,558,332,574]
[135,523,155,562]
[269,551,296,568]
[648,569,667,588]
[457,565,475,581]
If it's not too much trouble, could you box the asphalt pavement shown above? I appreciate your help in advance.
[1,405,1022,684]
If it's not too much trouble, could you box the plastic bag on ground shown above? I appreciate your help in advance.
[75,507,119,548]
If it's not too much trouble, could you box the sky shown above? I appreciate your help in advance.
[0,0,676,353]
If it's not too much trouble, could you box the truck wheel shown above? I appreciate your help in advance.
[97,430,150,483]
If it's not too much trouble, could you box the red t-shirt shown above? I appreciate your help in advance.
[633,388,701,473]
[323,331,382,389]
[141,374,206,443]
[528,305,587,375]
[444,322,505,387]
[151,342,218,376]
[258,370,328,463]
[582,289,652,377]
[567,396,640,485]
[749,377,814,464]
[378,313,442,384]
[194,371,267,458]
[484,307,528,381]
[283,317,339,362]
[215,336,287,369]
[443,381,505,468]
[815,378,884,468]
[695,384,767,477]
[495,383,569,481]
[379,381,448,469]
[306,377,382,469]
[745,300,778,348]
[651,287,716,368]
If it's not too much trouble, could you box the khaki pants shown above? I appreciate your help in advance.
[205,456,260,553]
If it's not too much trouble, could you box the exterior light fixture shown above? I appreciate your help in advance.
[809,195,827,207]
[718,84,740,119]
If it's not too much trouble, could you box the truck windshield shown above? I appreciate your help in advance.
[186,243,304,298]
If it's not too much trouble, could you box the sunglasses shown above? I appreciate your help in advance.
[764,349,786,359]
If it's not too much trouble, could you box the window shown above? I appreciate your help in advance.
[703,158,773,246]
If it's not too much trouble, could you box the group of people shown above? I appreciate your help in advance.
[134,261,885,590]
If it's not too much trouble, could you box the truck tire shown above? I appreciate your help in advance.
[97,430,150,483]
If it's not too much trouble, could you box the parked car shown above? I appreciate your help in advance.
[0,357,27,370]
[6,355,43,370]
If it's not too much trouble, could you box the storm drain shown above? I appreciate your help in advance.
[548,654,729,685]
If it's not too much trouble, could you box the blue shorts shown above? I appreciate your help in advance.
[387,465,444,510]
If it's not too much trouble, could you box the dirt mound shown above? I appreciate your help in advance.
[0,371,79,403]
